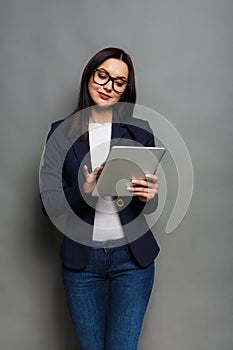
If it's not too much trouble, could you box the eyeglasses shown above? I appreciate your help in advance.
[92,68,128,93]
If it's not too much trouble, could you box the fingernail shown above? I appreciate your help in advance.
[145,174,150,178]
[131,179,136,183]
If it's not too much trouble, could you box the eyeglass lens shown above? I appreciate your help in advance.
[93,69,127,93]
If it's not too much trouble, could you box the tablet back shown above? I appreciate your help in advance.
[92,146,165,196]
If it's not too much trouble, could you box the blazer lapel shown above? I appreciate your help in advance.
[110,110,128,147]
[72,135,92,171]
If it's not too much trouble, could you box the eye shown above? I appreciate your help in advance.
[115,79,126,88]
[97,71,108,80]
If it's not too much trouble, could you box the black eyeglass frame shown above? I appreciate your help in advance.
[92,68,129,93]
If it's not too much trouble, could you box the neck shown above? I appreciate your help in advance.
[89,105,113,124]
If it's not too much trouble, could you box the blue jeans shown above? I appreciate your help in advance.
[62,242,155,350]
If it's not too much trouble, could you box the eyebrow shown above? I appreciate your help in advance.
[98,67,128,80]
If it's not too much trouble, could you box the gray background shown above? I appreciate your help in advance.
[1,0,232,349]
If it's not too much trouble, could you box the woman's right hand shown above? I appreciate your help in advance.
[83,164,104,194]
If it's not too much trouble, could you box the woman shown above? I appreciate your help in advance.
[40,47,160,350]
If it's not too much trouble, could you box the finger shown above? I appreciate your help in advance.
[131,179,157,189]
[145,174,158,183]
[131,179,148,187]
[83,165,90,177]
[132,191,154,199]
[127,186,157,196]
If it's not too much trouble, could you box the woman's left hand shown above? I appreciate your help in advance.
[127,174,158,202]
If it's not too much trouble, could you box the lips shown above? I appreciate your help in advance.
[98,92,111,100]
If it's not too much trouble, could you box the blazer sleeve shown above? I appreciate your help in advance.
[40,122,97,217]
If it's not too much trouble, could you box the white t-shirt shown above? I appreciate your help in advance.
[88,123,125,241]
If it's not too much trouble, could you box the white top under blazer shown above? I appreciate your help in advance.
[88,123,125,241]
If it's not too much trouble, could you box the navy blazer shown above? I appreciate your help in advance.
[41,111,160,269]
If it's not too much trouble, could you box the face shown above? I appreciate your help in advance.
[88,58,129,107]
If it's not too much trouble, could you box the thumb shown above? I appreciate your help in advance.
[93,166,102,175]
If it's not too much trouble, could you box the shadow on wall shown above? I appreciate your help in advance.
[15,160,80,349]
[33,200,79,349]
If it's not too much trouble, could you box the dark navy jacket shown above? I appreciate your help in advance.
[41,111,160,269]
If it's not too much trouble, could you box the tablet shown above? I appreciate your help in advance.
[92,146,166,196]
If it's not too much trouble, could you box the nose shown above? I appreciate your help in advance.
[104,80,113,92]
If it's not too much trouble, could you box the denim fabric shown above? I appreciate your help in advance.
[62,244,155,350]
